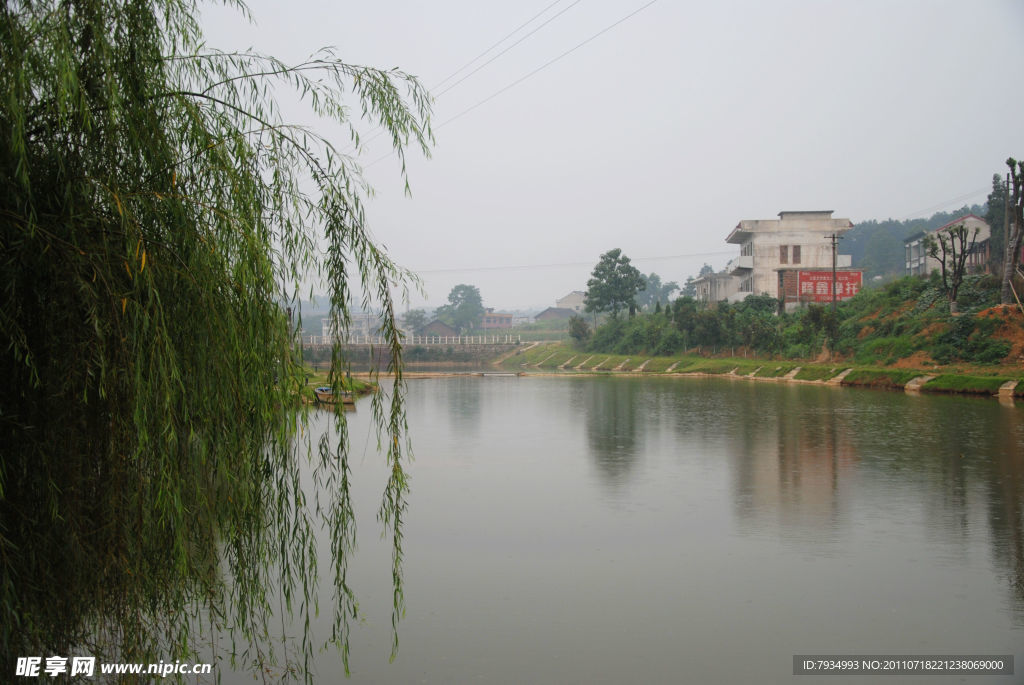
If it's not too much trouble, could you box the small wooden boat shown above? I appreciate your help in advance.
[314,386,355,405]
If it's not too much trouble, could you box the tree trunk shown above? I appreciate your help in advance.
[1001,158,1023,305]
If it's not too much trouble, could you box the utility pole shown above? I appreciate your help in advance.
[828,233,842,312]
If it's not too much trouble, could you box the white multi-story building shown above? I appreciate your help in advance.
[726,210,854,297]
[694,210,859,310]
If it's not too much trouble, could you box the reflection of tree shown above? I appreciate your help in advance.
[581,379,642,487]
[446,378,482,440]
[728,384,855,537]
[986,424,1024,614]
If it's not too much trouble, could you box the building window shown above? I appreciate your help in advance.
[792,245,801,264]
[780,245,788,264]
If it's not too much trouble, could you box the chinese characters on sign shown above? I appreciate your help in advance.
[797,271,862,303]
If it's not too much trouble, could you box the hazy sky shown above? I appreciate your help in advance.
[201,0,1024,311]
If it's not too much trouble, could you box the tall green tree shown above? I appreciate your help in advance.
[436,284,484,333]
[1,0,431,676]
[985,173,1007,272]
[584,249,645,319]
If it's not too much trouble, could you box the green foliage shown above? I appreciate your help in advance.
[636,272,679,310]
[435,284,484,334]
[584,248,645,318]
[986,173,1008,271]
[401,308,429,333]
[583,273,1012,368]
[1,0,430,677]
[568,315,591,345]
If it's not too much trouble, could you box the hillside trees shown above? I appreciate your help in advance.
[1,0,430,675]
[585,248,645,318]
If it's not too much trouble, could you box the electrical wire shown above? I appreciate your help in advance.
[431,0,574,91]
[434,0,584,97]
[364,0,661,169]
[410,248,735,275]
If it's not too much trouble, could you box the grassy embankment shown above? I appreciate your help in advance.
[298,367,376,404]
[499,342,1024,398]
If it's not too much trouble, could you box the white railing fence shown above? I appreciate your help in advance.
[301,334,522,346]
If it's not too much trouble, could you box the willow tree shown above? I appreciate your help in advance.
[1,0,430,678]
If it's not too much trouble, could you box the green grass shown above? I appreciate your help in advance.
[641,357,679,373]
[922,375,1012,395]
[841,369,922,389]
[494,343,1023,399]
[793,366,843,382]
[754,364,798,378]
[299,367,375,402]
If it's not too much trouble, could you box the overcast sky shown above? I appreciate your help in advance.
[201,0,1024,312]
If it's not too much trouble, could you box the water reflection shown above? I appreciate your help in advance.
[215,376,1024,683]
[576,378,643,488]
[574,377,1024,617]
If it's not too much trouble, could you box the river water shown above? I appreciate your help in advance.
[234,375,1024,683]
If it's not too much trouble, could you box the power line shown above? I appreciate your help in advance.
[353,0,576,153]
[432,0,575,92]
[411,248,734,275]
[436,0,660,131]
[895,186,990,221]
[364,0,660,169]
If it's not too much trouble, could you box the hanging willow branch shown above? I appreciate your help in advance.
[1,0,431,679]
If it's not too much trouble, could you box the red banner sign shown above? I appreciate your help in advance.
[797,271,862,302]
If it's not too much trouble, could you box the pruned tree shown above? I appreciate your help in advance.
[924,223,979,313]
[1001,158,1024,306]
[1,0,431,676]
[584,249,645,319]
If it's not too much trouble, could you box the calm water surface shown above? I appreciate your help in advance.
[243,376,1024,683]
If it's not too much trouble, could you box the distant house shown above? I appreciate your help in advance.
[534,307,576,321]
[556,291,586,312]
[691,271,740,307]
[322,311,383,341]
[419,319,458,337]
[481,308,514,329]
[904,214,991,277]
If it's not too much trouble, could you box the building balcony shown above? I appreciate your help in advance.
[727,255,753,273]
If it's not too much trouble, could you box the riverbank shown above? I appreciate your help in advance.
[496,342,1024,400]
